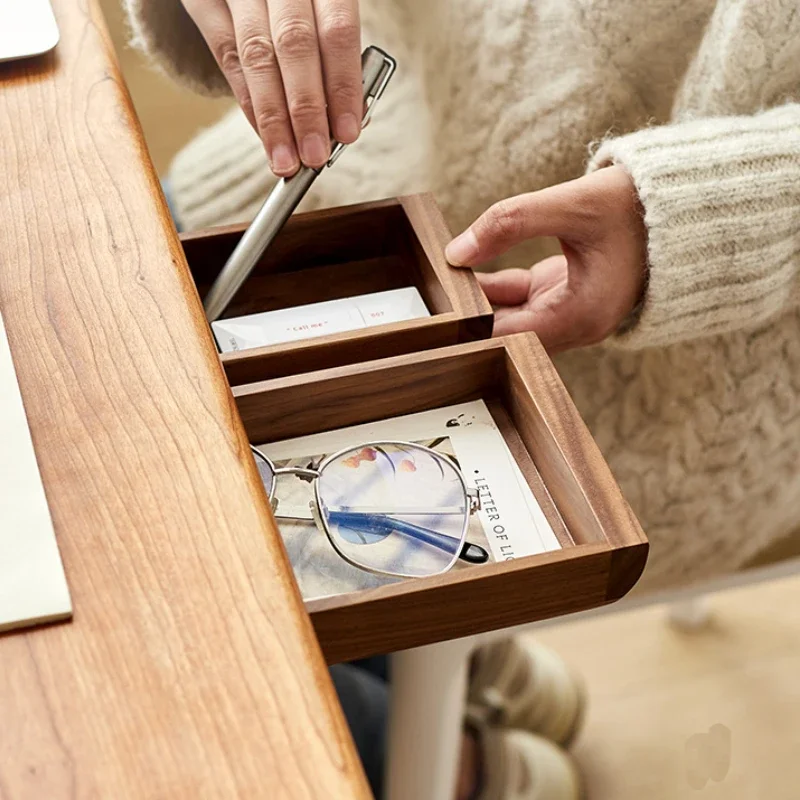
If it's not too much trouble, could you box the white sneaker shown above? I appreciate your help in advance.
[473,727,583,800]
[468,637,586,747]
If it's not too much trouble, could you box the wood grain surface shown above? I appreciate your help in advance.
[0,2,369,798]
[398,194,493,336]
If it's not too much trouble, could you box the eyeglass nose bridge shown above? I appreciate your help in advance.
[266,465,322,516]
[273,465,321,480]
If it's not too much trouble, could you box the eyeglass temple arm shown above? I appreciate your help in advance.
[277,506,488,563]
[460,541,490,564]
[326,511,489,565]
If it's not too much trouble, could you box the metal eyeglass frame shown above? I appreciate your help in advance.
[250,441,487,579]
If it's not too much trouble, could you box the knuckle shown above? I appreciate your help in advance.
[486,200,523,241]
[287,94,326,123]
[213,36,241,73]
[239,33,277,70]
[319,13,360,52]
[255,105,290,135]
[570,188,606,243]
[327,81,361,108]
[273,19,318,61]
[238,94,255,121]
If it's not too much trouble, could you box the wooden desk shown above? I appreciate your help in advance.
[0,1,369,797]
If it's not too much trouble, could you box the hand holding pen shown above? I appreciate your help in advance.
[203,45,395,323]
[181,0,363,176]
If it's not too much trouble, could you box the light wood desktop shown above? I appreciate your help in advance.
[0,2,370,797]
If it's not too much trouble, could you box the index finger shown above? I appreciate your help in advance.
[228,0,299,176]
[445,180,592,267]
[269,0,330,169]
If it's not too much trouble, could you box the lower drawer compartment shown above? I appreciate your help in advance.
[231,333,648,664]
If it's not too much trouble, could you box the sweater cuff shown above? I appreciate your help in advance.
[124,0,230,97]
[587,104,800,349]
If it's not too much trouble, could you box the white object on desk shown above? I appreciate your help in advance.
[0,312,71,632]
[0,0,59,64]
[211,286,431,352]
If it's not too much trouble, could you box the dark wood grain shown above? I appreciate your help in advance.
[182,194,494,383]
[234,343,503,443]
[222,314,466,384]
[398,195,493,324]
[232,335,648,662]
[207,256,409,318]
[503,337,649,554]
[180,197,408,285]
[313,546,616,664]
[484,398,573,548]
[0,2,370,798]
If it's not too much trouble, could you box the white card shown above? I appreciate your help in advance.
[0,0,59,64]
[212,287,430,352]
[0,313,71,632]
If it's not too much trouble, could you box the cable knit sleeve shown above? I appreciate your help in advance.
[587,103,800,349]
[124,0,230,96]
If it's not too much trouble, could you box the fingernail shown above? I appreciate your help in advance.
[336,113,360,144]
[300,133,330,167]
[445,229,478,266]
[270,144,298,176]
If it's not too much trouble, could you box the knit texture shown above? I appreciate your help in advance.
[125,0,800,592]
[125,0,228,96]
[589,105,800,348]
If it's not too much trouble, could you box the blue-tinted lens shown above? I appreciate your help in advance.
[316,443,468,577]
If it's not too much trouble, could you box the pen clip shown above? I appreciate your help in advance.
[327,50,396,168]
[360,52,396,128]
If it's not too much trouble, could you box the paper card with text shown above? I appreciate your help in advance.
[212,286,430,352]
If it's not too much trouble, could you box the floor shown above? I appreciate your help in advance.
[534,575,800,799]
[100,4,799,798]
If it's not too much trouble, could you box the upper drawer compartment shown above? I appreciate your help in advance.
[181,194,493,385]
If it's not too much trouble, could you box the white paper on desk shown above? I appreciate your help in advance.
[0,313,72,632]
[211,286,430,352]
[0,0,59,63]
[256,400,560,602]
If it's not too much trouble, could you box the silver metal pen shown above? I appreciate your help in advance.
[203,46,396,322]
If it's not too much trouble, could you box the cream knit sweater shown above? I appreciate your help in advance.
[126,0,800,592]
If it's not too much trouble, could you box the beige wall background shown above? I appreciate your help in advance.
[101,0,231,176]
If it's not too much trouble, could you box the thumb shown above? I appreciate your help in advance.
[445,181,587,267]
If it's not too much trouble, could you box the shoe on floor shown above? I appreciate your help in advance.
[472,727,582,800]
[468,637,586,747]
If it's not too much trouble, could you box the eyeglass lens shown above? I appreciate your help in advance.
[316,443,469,577]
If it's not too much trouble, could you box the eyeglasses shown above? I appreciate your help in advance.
[250,441,488,578]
